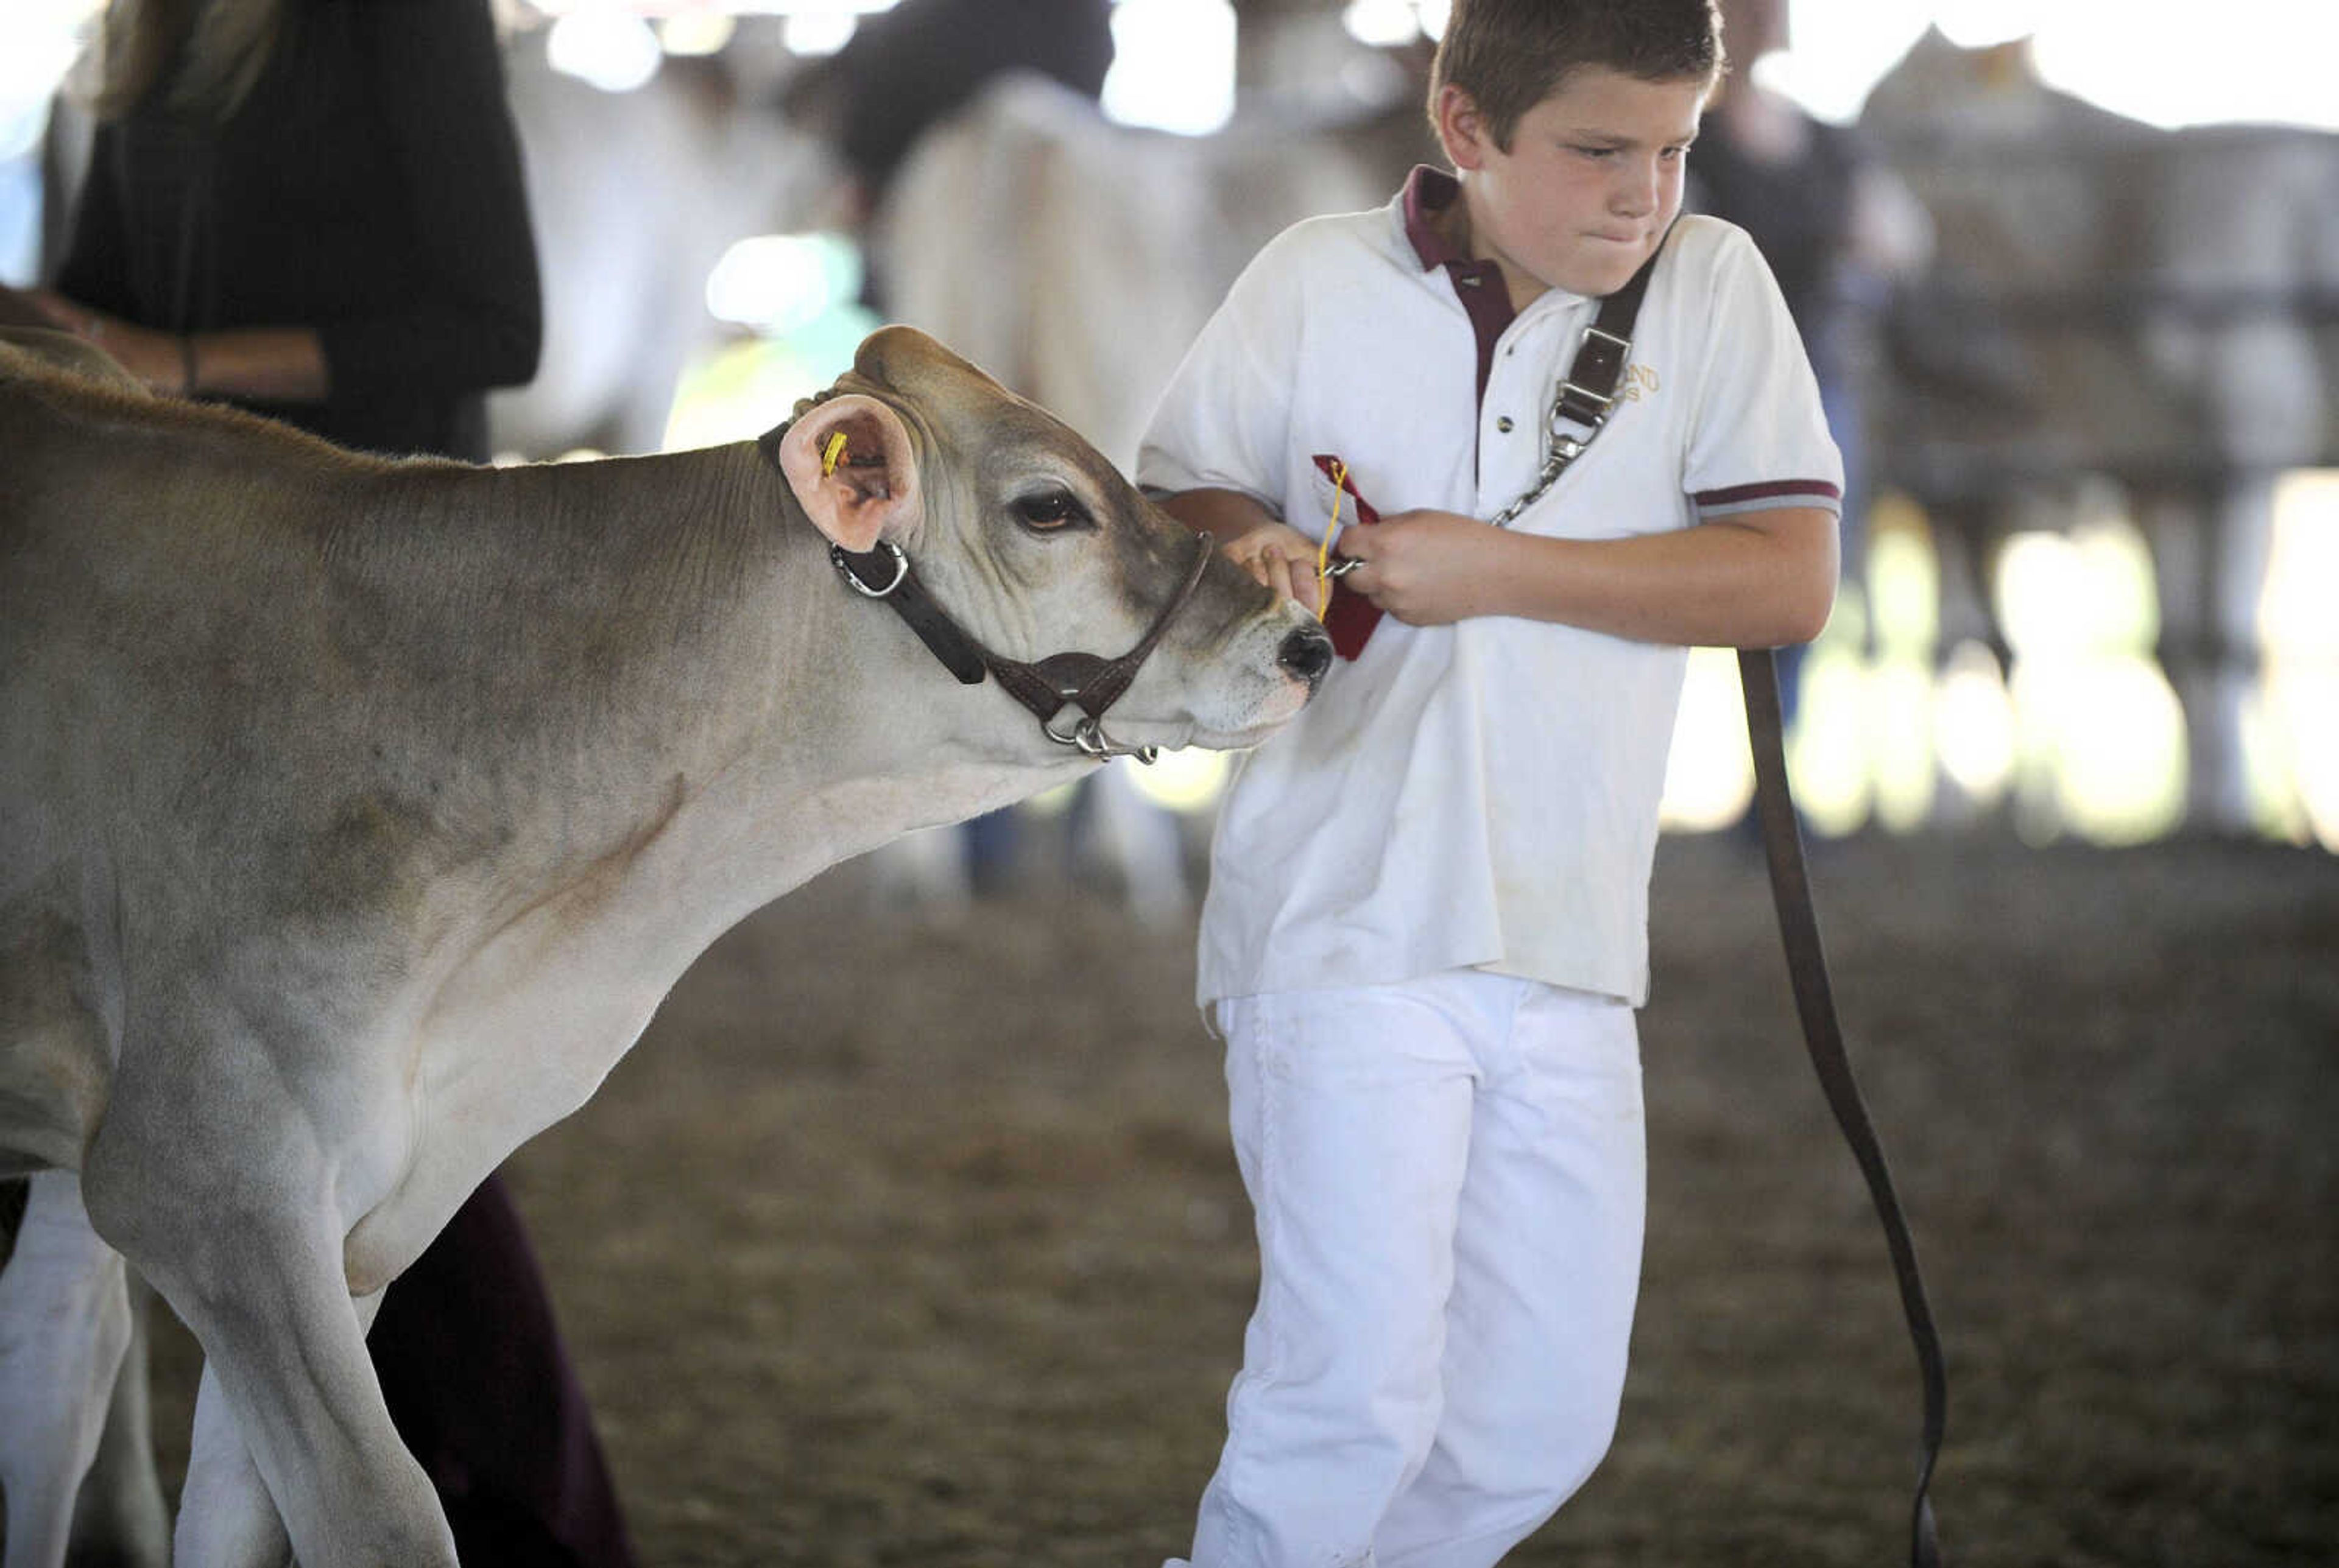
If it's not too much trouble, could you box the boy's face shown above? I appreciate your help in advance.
[1436,66,1709,306]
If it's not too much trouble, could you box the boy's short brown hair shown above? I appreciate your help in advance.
[1430,0,1727,152]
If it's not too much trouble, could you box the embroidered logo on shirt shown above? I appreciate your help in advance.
[1618,364,1660,403]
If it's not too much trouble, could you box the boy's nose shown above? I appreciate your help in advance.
[1611,161,1660,216]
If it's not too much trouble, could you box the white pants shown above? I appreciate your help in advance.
[1176,971,1646,1568]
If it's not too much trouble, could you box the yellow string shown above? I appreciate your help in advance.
[820,430,848,477]
[1313,460,1348,622]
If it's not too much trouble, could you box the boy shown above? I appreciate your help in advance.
[1135,2,1841,1564]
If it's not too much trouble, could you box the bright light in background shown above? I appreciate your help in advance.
[1341,0,1447,46]
[704,231,862,336]
[546,11,662,94]
[0,5,83,160]
[1935,640,2017,808]
[1992,518,2186,843]
[783,12,859,57]
[1868,655,1938,832]
[2259,473,2339,851]
[1788,593,1875,837]
[0,0,99,283]
[1659,648,1755,832]
[1126,747,1235,815]
[1104,0,1236,136]
[657,13,737,58]
[1768,0,2339,130]
[665,226,877,452]
[1341,0,1424,49]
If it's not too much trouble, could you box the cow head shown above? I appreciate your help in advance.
[771,325,1330,758]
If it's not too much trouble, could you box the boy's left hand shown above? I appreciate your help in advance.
[1333,509,1510,625]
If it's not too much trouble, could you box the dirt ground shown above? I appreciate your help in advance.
[129,826,2337,1566]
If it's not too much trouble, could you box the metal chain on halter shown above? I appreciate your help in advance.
[1483,226,1668,530]
[1486,319,1635,529]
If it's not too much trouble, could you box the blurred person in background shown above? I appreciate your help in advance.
[30,2,633,1563]
[35,0,538,463]
[1690,0,1929,719]
[797,0,1114,304]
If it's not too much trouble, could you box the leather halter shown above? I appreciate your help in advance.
[821,505,1215,766]
[761,401,1215,763]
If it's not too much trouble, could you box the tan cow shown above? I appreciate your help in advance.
[0,323,1330,1567]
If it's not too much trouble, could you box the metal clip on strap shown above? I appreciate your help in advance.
[1487,257,1660,530]
[1552,323,1632,432]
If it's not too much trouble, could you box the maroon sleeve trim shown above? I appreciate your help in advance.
[1692,479,1844,507]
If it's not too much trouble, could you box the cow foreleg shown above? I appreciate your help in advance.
[175,1363,289,1568]
[147,1215,451,1568]
[171,1287,392,1568]
[0,1172,138,1568]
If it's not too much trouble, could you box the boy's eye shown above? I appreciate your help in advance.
[1572,144,1617,160]
[1012,488,1091,532]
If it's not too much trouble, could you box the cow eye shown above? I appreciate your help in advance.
[1011,488,1091,532]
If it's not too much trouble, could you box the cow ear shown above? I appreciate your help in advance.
[771,393,921,555]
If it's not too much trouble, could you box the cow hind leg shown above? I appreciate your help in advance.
[0,1172,138,1568]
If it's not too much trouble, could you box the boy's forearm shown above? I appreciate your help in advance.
[1487,507,1839,648]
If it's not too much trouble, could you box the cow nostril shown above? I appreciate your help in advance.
[1278,623,1335,686]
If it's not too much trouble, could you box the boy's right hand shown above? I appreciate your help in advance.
[1221,520,1327,617]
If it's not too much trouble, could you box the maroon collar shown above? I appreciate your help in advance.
[1400,165,1514,403]
[1402,164,1470,270]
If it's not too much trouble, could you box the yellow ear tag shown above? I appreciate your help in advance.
[820,430,848,478]
[1313,460,1349,622]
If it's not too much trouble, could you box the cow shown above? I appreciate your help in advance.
[1858,27,2339,833]
[0,320,1332,1567]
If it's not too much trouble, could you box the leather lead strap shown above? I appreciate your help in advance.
[1740,649,1949,1568]
[1543,233,1947,1564]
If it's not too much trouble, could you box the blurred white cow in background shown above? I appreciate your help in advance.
[489,25,845,460]
[879,72,1413,475]
[1859,26,2339,832]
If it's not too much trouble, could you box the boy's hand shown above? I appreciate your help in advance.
[1221,520,1328,616]
[1334,510,1508,625]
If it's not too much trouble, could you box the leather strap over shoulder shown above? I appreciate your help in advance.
[1487,224,1671,530]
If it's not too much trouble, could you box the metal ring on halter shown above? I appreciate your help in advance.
[831,539,908,598]
[1323,554,1363,579]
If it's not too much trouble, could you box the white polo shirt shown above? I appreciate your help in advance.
[1138,171,1842,1008]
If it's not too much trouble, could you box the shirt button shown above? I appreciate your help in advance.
[1496,416,1515,433]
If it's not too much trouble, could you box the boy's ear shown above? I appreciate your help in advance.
[769,393,922,556]
[1432,83,1491,172]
